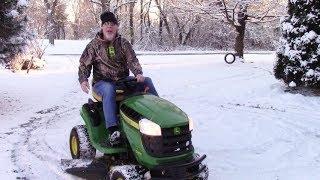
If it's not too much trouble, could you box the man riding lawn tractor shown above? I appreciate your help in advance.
[63,11,209,179]
[78,11,159,146]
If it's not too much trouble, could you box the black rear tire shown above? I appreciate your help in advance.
[224,53,236,64]
[69,125,96,159]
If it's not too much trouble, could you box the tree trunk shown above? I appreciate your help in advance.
[44,0,58,45]
[234,4,247,58]
[129,2,135,44]
[48,30,54,45]
[140,0,143,39]
[100,0,110,12]
[72,24,79,39]
[114,0,120,15]
[154,0,174,45]
[234,25,245,58]
[147,1,151,28]
[60,25,66,39]
[173,15,183,45]
[159,16,163,45]
[72,17,80,39]
[183,30,193,45]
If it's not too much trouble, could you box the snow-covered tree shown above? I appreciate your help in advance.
[68,0,99,39]
[0,0,32,67]
[274,0,320,88]
[43,0,67,45]
[172,0,285,58]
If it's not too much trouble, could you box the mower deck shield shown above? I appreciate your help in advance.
[150,154,208,179]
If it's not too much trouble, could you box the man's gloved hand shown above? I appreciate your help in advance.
[136,74,145,83]
[80,81,90,94]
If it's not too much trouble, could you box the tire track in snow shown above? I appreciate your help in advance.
[214,100,320,174]
[10,116,43,179]
[6,85,83,179]
[180,62,320,175]
[9,105,78,179]
[274,112,320,164]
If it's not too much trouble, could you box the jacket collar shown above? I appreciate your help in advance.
[95,30,120,44]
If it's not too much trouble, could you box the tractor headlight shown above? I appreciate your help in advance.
[189,117,194,131]
[139,118,162,136]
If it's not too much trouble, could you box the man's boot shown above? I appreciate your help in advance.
[108,126,121,146]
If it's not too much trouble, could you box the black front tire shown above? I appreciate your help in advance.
[69,125,96,159]
[109,165,141,180]
[224,53,236,64]
[197,163,209,180]
[110,171,126,180]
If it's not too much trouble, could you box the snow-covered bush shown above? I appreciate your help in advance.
[0,0,33,69]
[10,55,46,72]
[274,0,320,88]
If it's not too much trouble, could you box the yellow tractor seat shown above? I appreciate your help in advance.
[92,89,125,102]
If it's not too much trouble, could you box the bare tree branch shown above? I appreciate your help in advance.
[113,0,137,11]
[89,0,102,6]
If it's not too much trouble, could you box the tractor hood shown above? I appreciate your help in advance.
[121,95,189,128]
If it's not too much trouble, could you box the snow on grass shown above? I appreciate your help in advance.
[1,43,320,180]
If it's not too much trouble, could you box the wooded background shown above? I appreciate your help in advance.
[27,0,287,55]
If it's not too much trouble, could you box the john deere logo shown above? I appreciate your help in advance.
[108,46,115,58]
[173,127,181,135]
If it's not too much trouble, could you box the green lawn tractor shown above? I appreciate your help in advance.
[63,79,209,179]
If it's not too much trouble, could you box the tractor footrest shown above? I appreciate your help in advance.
[61,159,107,179]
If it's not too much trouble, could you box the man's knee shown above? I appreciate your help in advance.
[144,77,152,84]
[95,81,115,96]
[102,83,115,95]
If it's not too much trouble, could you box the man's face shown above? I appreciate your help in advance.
[102,22,118,41]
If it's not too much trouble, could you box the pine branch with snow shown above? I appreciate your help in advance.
[0,0,33,69]
[274,0,320,88]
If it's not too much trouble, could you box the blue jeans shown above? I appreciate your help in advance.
[93,77,158,128]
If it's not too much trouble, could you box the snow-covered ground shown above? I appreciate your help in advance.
[1,44,320,180]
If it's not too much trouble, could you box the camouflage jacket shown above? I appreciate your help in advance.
[78,31,143,84]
